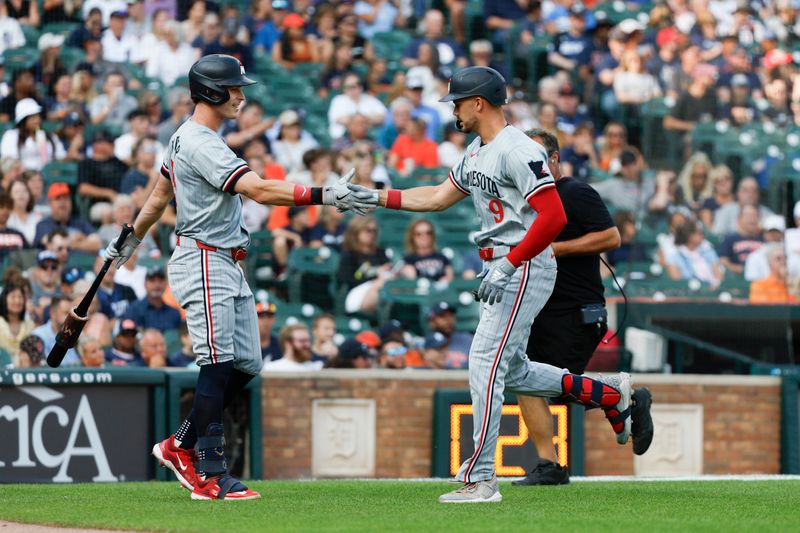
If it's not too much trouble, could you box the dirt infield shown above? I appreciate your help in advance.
[0,521,141,533]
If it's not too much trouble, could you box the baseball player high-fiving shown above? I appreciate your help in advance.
[104,55,360,501]
[349,66,634,504]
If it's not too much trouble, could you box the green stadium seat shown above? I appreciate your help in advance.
[42,161,78,186]
[286,246,340,310]
[59,47,85,71]
[2,47,40,70]
[20,24,40,47]
[372,30,412,62]
[163,329,182,357]
[42,21,80,37]
[0,347,11,368]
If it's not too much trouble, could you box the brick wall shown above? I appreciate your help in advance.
[261,371,782,478]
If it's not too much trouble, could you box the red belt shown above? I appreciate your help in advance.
[177,236,248,262]
[478,245,515,261]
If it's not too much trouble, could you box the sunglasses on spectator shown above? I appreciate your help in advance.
[41,262,59,271]
[386,346,407,357]
[414,229,432,236]
[363,227,377,233]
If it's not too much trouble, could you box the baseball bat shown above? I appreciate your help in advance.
[46,224,134,368]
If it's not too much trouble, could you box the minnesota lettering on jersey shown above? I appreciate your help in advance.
[466,169,502,197]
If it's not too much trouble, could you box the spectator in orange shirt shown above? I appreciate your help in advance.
[388,116,439,176]
[750,244,797,304]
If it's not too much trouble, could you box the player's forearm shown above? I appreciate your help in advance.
[379,183,463,212]
[552,227,620,258]
[249,179,302,206]
[133,182,174,240]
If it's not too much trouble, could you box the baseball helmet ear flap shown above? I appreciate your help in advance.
[189,54,257,105]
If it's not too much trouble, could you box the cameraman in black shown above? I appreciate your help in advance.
[514,129,653,486]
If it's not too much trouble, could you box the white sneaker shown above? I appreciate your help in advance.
[599,372,633,445]
[438,475,502,504]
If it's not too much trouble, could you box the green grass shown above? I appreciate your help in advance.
[1,480,799,532]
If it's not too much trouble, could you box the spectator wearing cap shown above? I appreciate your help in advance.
[328,72,387,139]
[60,267,85,300]
[547,4,593,82]
[77,336,107,368]
[263,323,323,371]
[203,14,254,70]
[77,128,129,207]
[93,252,137,319]
[592,149,655,213]
[745,215,788,282]
[34,32,68,89]
[122,266,182,334]
[28,249,62,314]
[139,328,168,368]
[272,12,319,69]
[0,282,36,365]
[89,71,139,130]
[402,74,441,142]
[272,110,319,174]
[102,9,137,63]
[720,73,759,126]
[221,100,274,159]
[33,296,81,366]
[647,27,681,89]
[554,84,590,139]
[402,10,467,70]
[354,0,402,40]
[146,19,201,87]
[253,0,290,53]
[378,319,425,367]
[0,98,65,171]
[311,313,338,362]
[33,182,101,252]
[325,338,374,369]
[0,190,26,262]
[105,318,144,366]
[82,0,129,26]
[389,116,438,176]
[256,302,282,362]
[0,68,39,124]
[115,110,163,167]
[0,1,26,55]
[426,301,471,369]
[400,219,453,282]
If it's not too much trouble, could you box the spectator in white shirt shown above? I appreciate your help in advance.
[327,72,387,139]
[271,110,319,174]
[262,324,323,371]
[102,10,138,64]
[744,215,786,281]
[145,20,199,87]
[0,2,25,55]
[82,0,128,26]
[114,109,165,167]
[0,99,66,172]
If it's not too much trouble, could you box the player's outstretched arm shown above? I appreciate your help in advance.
[348,179,467,212]
[234,169,364,213]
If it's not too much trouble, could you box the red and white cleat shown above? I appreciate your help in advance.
[152,435,198,491]
[191,475,261,501]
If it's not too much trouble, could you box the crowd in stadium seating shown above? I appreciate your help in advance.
[0,0,799,370]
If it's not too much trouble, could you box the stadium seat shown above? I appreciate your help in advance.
[372,30,412,62]
[378,279,439,335]
[163,329,182,358]
[0,347,11,368]
[286,246,340,310]
[2,47,39,70]
[42,161,78,186]
[41,21,80,37]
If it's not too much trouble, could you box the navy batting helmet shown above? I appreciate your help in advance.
[439,66,507,106]
[189,54,257,105]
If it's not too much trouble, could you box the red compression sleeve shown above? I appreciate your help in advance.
[506,186,566,267]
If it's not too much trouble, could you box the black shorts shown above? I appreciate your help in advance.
[526,307,608,375]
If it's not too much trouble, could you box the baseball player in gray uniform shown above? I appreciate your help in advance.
[105,55,359,501]
[349,67,634,503]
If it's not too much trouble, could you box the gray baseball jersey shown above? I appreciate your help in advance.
[160,119,251,249]
[445,125,570,483]
[449,125,556,269]
[161,119,262,376]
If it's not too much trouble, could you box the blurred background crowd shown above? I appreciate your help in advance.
[0,0,799,371]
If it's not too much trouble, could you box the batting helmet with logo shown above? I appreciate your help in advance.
[439,66,507,106]
[188,54,257,105]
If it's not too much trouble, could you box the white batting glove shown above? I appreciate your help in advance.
[104,231,141,267]
[322,168,367,216]
[476,258,517,305]
[347,182,381,211]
